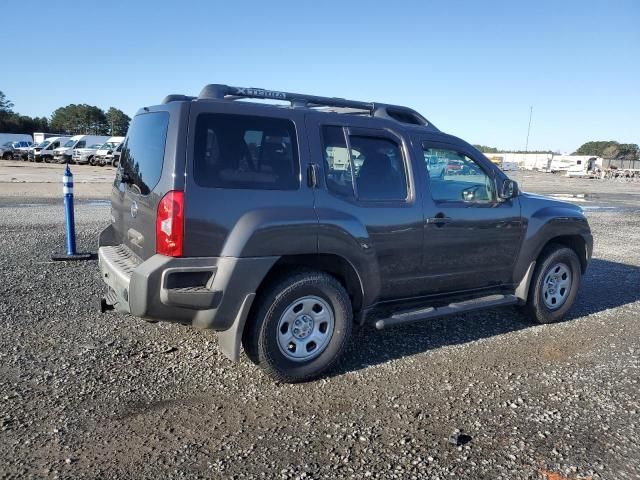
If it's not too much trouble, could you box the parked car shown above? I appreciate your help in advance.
[72,143,105,164]
[0,141,15,160]
[98,83,593,383]
[0,138,33,160]
[446,160,464,174]
[425,154,446,178]
[53,135,110,163]
[93,136,124,166]
[11,141,33,160]
[104,142,124,167]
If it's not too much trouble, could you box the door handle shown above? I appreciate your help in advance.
[426,214,452,226]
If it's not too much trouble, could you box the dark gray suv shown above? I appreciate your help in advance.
[98,84,593,382]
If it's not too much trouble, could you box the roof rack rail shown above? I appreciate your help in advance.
[196,84,437,129]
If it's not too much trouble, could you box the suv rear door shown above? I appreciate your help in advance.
[111,103,186,260]
[306,113,424,302]
[416,135,524,293]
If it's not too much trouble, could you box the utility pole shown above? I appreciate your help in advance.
[525,105,533,153]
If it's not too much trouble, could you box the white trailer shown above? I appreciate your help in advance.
[0,133,33,146]
[33,132,66,145]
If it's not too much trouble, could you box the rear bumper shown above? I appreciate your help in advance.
[98,243,277,331]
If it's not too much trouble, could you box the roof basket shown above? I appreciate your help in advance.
[196,84,436,129]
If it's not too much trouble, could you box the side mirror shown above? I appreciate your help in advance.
[498,179,518,200]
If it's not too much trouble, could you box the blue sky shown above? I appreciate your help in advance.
[2,0,638,152]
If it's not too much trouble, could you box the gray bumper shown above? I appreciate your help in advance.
[98,243,278,360]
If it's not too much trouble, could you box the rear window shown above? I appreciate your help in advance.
[193,113,299,190]
[120,112,169,195]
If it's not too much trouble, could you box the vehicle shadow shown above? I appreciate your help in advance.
[334,258,640,376]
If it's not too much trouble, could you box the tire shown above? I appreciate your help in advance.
[2,152,11,160]
[525,244,582,324]
[43,155,50,163]
[243,270,352,383]
[112,157,119,168]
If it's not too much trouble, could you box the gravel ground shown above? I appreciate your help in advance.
[0,172,639,479]
[0,160,113,198]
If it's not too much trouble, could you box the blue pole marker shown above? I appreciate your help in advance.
[63,165,76,254]
[51,163,92,261]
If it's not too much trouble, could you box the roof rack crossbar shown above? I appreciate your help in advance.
[199,84,374,111]
[197,84,436,129]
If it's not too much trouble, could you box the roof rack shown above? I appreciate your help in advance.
[185,84,437,130]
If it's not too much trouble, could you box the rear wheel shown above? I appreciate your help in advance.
[525,245,582,324]
[243,271,352,383]
[2,152,12,160]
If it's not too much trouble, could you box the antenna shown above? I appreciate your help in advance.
[525,105,533,153]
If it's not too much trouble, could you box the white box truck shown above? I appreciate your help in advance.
[33,132,65,145]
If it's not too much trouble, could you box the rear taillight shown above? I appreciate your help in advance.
[156,190,184,257]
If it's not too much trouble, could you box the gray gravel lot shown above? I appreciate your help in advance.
[1,171,639,479]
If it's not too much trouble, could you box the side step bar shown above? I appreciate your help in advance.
[375,294,518,330]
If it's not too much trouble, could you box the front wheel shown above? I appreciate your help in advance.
[243,271,352,383]
[525,245,582,324]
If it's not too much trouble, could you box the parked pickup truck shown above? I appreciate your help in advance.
[98,84,593,383]
[72,143,106,165]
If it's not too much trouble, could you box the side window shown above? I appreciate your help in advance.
[320,126,408,201]
[423,147,495,203]
[75,141,86,149]
[194,113,299,190]
[351,136,407,201]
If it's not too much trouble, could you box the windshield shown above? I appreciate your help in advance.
[63,139,76,148]
[2,141,12,147]
[100,142,118,150]
[38,141,51,148]
[89,143,102,148]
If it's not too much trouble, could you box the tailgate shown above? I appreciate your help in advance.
[110,110,172,260]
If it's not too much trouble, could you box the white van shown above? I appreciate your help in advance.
[32,136,71,163]
[93,136,125,166]
[52,134,110,163]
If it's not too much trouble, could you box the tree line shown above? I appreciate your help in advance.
[0,90,130,137]
[473,145,554,154]
[474,141,639,161]
[573,141,639,161]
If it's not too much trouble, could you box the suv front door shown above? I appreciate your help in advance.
[306,114,424,302]
[417,138,524,293]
